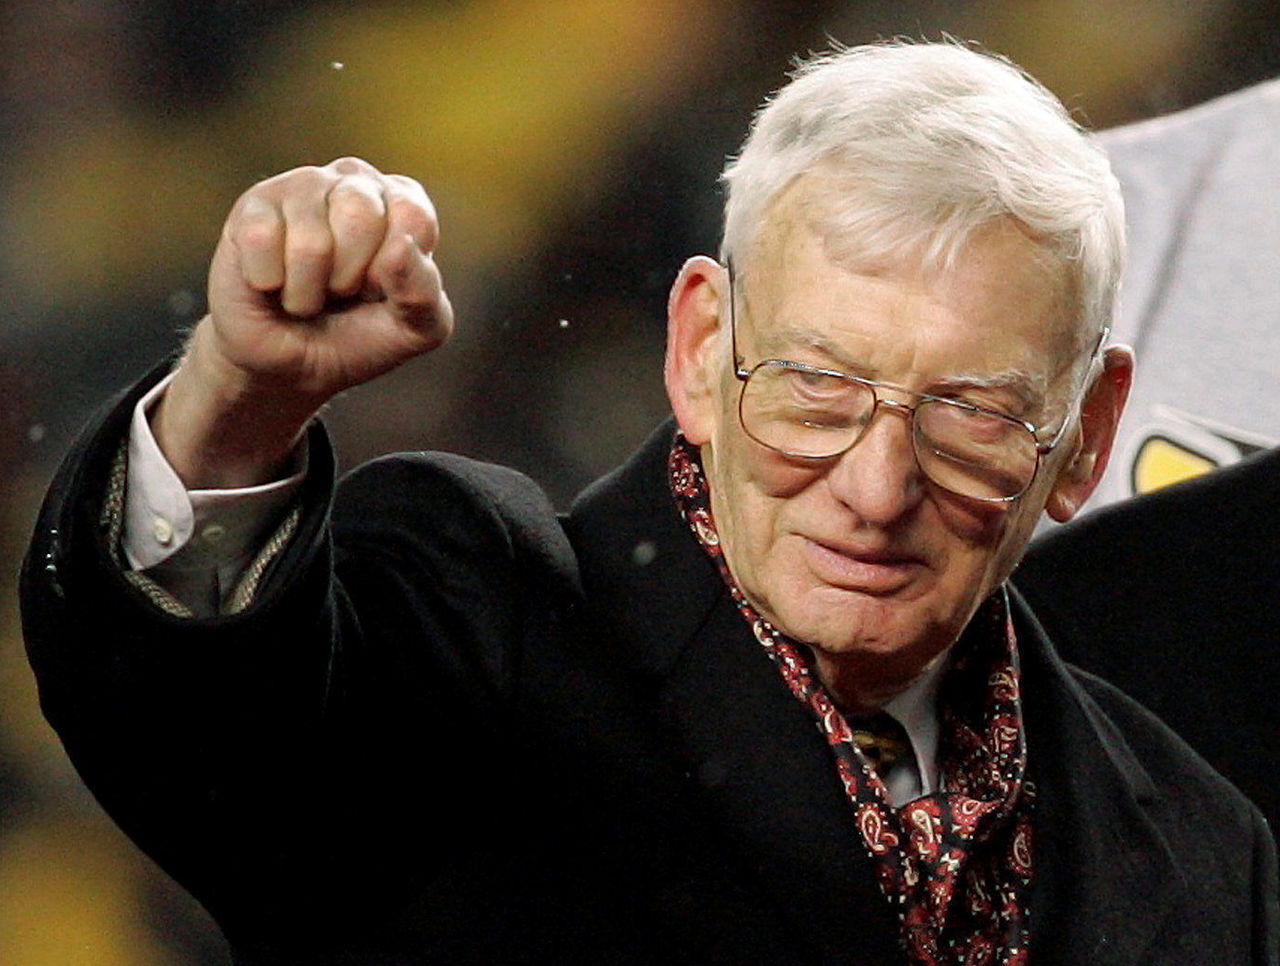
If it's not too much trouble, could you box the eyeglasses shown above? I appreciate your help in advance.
[726,260,1105,503]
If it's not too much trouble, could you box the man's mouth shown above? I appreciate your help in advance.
[800,536,925,594]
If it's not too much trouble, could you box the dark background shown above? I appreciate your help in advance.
[2,1,1277,961]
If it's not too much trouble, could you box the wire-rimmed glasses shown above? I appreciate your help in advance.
[725,260,1105,503]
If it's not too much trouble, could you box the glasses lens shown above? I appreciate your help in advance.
[740,363,875,457]
[913,400,1038,500]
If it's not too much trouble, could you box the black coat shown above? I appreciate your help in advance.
[1016,446,1280,851]
[21,371,1279,965]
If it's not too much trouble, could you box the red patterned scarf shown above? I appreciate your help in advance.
[668,433,1035,966]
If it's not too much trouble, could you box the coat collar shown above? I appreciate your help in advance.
[565,420,724,679]
[566,422,1184,964]
[567,421,904,961]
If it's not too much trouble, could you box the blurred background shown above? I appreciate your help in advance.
[2,1,1278,962]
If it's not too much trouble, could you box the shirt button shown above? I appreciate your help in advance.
[201,524,226,545]
[153,518,174,546]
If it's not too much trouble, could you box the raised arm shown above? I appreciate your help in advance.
[21,159,581,955]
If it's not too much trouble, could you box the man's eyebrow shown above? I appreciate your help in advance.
[930,372,1047,414]
[755,325,1049,412]
[752,325,871,374]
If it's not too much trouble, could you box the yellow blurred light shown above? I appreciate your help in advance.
[0,819,176,966]
[960,0,1229,123]
[7,0,726,306]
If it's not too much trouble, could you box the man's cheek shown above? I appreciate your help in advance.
[748,450,826,498]
[933,492,1010,547]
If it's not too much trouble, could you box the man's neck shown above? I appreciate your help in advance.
[809,645,951,717]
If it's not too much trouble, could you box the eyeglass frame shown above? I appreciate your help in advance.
[723,257,1109,503]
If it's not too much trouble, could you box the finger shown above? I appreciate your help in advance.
[370,234,454,348]
[381,174,439,253]
[227,194,286,292]
[279,190,336,317]
[326,174,387,297]
[326,155,382,179]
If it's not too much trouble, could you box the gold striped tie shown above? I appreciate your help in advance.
[848,711,913,776]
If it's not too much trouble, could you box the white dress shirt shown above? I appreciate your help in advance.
[123,376,305,615]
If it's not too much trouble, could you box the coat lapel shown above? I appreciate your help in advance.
[566,422,903,963]
[654,592,906,963]
[1014,592,1186,966]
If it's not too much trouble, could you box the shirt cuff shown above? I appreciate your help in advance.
[123,373,308,571]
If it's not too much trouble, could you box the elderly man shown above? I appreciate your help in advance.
[21,42,1278,966]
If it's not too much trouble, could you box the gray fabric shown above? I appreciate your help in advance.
[1090,79,1280,509]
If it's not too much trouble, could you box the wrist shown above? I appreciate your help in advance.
[152,320,320,488]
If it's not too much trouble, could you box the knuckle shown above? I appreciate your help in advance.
[384,256,416,290]
[384,175,434,209]
[384,173,428,198]
[230,208,281,252]
[372,233,423,280]
[328,188,383,237]
[388,198,438,248]
[248,163,329,199]
[286,227,333,264]
[328,156,379,176]
[279,164,328,191]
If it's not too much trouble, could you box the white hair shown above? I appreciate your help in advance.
[720,41,1125,353]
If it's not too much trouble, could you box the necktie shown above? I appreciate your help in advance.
[848,711,914,777]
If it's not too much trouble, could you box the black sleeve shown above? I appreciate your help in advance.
[1253,806,1280,966]
[19,368,581,952]
[1014,451,1280,846]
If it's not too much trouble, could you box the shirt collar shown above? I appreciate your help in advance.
[882,652,948,799]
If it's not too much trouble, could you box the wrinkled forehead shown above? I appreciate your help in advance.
[736,174,1087,379]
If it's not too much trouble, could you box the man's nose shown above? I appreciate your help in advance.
[825,399,926,524]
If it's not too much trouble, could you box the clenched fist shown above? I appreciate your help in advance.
[153,158,453,488]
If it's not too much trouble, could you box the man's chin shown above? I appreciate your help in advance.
[773,591,953,665]
[774,602,909,656]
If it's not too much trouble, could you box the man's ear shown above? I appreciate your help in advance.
[1044,345,1135,522]
[664,256,726,445]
